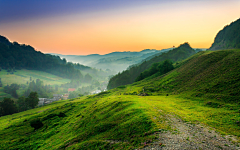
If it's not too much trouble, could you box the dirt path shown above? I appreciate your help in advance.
[142,114,240,150]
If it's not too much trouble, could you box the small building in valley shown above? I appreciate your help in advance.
[38,98,47,106]
[53,94,63,100]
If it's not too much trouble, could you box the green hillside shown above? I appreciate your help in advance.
[0,69,70,87]
[136,49,240,101]
[0,49,239,149]
[0,69,71,100]
[107,42,196,89]
[0,35,89,80]
[209,18,240,50]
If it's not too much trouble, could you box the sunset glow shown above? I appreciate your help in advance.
[0,0,239,55]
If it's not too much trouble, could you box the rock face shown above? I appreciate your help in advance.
[209,18,240,50]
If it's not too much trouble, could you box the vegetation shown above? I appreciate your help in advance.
[3,83,20,98]
[0,98,18,116]
[23,79,56,98]
[0,91,39,117]
[108,42,196,89]
[0,49,239,149]
[209,18,240,50]
[135,60,174,82]
[0,69,71,101]
[0,35,86,80]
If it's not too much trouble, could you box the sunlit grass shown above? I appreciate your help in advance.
[0,69,70,86]
[1,49,239,149]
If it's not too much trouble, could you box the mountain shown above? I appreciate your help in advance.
[51,49,172,72]
[1,49,239,149]
[209,18,240,50]
[107,42,196,89]
[0,35,91,80]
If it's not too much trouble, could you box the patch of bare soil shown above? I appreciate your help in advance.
[142,114,239,150]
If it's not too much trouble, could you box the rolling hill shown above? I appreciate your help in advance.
[107,42,196,89]
[0,35,95,80]
[0,49,239,149]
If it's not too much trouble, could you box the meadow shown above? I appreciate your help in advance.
[0,91,239,149]
[0,49,239,149]
[0,69,70,87]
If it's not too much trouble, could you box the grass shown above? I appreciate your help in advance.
[0,69,70,86]
[0,49,239,149]
[0,69,71,100]
[0,92,239,149]
[0,95,161,149]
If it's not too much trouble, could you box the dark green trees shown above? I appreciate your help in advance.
[135,60,174,82]
[17,96,29,112]
[0,92,40,116]
[16,92,39,112]
[0,35,84,80]
[25,92,39,109]
[0,98,18,116]
[3,83,20,98]
[159,60,174,75]
[0,78,2,87]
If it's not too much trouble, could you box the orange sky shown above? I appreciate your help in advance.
[0,1,240,55]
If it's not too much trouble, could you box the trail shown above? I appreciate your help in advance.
[142,114,240,150]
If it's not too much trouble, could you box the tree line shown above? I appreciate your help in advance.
[0,92,39,116]
[0,35,84,80]
[135,60,174,82]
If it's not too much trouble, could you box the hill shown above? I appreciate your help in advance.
[0,35,87,80]
[209,18,240,50]
[107,42,196,89]
[51,49,172,72]
[0,49,239,149]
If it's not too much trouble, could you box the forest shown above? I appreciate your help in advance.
[0,35,84,80]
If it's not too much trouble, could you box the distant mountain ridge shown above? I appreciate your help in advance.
[107,42,196,89]
[209,18,240,50]
[50,49,173,72]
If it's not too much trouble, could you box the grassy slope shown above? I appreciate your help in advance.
[0,69,71,100]
[0,69,70,86]
[0,49,239,149]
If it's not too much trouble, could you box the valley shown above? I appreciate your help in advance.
[0,48,239,149]
[0,3,239,149]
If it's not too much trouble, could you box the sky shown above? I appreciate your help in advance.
[0,0,240,55]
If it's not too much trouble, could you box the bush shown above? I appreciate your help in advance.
[30,119,43,130]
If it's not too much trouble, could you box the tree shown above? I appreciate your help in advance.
[3,83,20,98]
[0,98,18,116]
[55,85,58,91]
[25,92,39,109]
[0,78,2,87]
[158,60,174,74]
[84,73,92,83]
[68,91,79,99]
[17,96,28,112]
